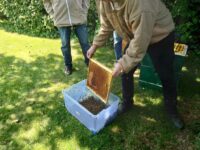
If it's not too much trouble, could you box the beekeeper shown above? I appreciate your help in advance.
[87,0,185,129]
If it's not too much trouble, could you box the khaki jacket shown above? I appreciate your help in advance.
[93,0,175,73]
[43,0,90,27]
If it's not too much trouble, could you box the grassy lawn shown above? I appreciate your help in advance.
[0,23,200,150]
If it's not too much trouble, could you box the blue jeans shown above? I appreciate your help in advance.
[113,31,122,60]
[58,24,90,69]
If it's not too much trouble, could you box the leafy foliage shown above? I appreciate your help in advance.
[0,0,199,50]
[0,0,58,38]
[0,0,98,39]
[87,0,99,42]
[163,0,200,51]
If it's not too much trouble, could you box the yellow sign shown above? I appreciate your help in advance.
[174,43,188,56]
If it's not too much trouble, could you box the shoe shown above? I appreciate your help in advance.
[118,101,133,114]
[64,66,72,75]
[169,114,185,130]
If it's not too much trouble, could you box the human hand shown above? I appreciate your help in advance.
[112,62,123,77]
[87,45,97,59]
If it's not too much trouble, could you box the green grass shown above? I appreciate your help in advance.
[0,22,200,150]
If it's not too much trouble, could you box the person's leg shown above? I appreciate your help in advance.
[113,31,122,60]
[121,67,137,105]
[147,31,184,129]
[58,27,72,74]
[118,43,136,113]
[74,24,90,66]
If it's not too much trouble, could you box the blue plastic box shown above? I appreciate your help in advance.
[63,80,120,133]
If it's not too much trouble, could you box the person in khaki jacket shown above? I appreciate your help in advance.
[96,0,123,61]
[87,0,185,129]
[43,0,90,75]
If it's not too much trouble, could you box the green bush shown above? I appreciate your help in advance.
[0,0,99,39]
[0,0,199,51]
[163,0,200,51]
[0,0,58,38]
[87,0,99,42]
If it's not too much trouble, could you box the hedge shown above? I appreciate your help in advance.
[163,0,200,51]
[0,0,199,51]
[0,0,98,39]
[0,0,58,38]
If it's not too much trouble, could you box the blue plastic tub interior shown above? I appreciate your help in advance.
[63,80,119,133]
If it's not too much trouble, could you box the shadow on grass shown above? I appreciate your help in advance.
[175,52,200,135]
[177,52,200,100]
[0,52,178,150]
[0,53,87,149]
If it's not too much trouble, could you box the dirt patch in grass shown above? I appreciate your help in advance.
[80,96,107,115]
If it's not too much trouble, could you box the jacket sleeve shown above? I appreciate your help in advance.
[43,0,54,18]
[93,3,114,47]
[118,12,155,73]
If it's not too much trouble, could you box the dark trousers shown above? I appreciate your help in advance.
[122,31,178,115]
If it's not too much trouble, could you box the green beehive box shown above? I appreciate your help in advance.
[139,65,162,90]
[140,54,154,68]
[139,43,188,90]
[173,55,185,73]
[139,66,161,84]
[139,65,181,90]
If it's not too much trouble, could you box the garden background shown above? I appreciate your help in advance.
[0,0,199,149]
